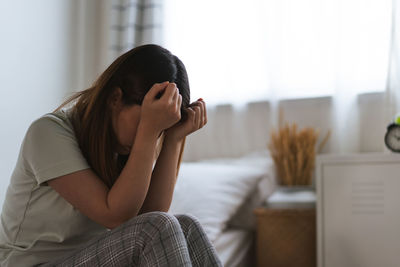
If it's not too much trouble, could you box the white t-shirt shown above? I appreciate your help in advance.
[0,109,107,266]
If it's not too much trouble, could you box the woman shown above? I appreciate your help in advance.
[0,44,222,266]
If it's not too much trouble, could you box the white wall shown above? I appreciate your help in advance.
[0,0,109,206]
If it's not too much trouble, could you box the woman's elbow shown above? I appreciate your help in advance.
[138,204,170,215]
[102,210,140,229]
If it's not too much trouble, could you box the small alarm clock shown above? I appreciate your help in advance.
[384,115,400,153]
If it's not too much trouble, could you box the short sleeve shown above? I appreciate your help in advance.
[22,115,90,185]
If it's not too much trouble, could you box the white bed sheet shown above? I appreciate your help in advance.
[213,228,255,267]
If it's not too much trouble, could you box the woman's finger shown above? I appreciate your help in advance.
[202,100,207,125]
[171,87,179,105]
[193,99,206,128]
[162,83,178,102]
[187,107,195,125]
[177,94,182,112]
[144,81,169,101]
[193,105,201,129]
[197,100,205,128]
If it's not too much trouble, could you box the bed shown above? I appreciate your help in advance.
[168,151,277,266]
[214,228,255,267]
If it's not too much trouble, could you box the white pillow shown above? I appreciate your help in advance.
[168,161,266,242]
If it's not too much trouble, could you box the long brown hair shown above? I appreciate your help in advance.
[56,45,190,188]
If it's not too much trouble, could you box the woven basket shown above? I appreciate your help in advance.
[254,208,316,267]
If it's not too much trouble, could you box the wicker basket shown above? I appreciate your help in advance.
[254,208,316,267]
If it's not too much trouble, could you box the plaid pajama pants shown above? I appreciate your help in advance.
[41,212,222,267]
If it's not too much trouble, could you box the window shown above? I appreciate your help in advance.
[163,0,392,105]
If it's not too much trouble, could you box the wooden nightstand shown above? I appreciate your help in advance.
[254,207,316,267]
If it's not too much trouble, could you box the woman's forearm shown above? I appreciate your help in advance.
[139,136,183,214]
[106,122,159,224]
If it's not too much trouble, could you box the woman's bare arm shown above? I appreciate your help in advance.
[48,122,158,229]
[139,99,207,214]
[138,136,183,214]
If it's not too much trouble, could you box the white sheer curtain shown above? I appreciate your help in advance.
[163,0,393,154]
[385,0,400,123]
[109,0,164,60]
[163,0,392,105]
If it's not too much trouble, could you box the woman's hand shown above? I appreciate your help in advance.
[165,98,207,142]
[140,82,182,137]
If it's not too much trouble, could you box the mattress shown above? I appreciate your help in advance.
[213,228,255,267]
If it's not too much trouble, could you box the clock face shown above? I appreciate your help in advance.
[385,124,400,152]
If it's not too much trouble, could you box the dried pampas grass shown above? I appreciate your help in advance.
[268,122,330,186]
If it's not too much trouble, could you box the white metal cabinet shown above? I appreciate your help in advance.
[316,153,400,267]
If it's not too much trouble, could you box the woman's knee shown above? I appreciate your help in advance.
[174,213,202,229]
[116,212,183,248]
[135,211,181,229]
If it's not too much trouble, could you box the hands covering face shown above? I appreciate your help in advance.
[140,81,207,141]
